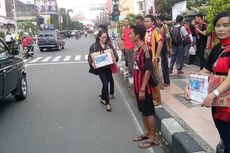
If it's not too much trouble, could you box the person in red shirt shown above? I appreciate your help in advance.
[22,33,34,51]
[185,12,230,153]
[122,18,135,76]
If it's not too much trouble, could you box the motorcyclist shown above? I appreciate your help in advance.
[22,33,34,52]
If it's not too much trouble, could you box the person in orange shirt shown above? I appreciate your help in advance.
[122,18,135,76]
[144,14,163,106]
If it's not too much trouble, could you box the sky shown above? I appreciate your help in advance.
[19,0,107,19]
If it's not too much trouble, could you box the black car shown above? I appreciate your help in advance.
[38,29,65,51]
[0,38,27,101]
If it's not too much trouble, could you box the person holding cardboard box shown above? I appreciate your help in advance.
[88,30,118,112]
[185,12,230,153]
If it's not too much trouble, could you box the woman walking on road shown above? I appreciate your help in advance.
[88,30,118,112]
[185,12,230,153]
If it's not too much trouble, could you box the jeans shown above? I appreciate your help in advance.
[98,68,113,104]
[214,120,230,153]
[197,42,206,70]
[160,45,170,85]
[124,49,134,76]
[170,44,185,71]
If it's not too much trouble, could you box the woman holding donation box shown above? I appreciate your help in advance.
[185,12,230,153]
[88,30,118,112]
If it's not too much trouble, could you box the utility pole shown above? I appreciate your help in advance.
[12,0,17,32]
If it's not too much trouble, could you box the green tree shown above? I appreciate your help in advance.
[155,0,209,18]
[18,21,38,35]
[207,0,230,32]
[67,9,73,30]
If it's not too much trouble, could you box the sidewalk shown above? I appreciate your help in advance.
[116,50,220,153]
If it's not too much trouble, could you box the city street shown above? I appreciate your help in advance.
[0,35,160,153]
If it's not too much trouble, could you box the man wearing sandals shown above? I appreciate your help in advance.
[130,25,157,149]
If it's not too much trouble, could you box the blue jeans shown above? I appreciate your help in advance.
[169,44,185,71]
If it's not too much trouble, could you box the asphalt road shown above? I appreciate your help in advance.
[0,35,163,153]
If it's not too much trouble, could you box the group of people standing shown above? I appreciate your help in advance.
[88,11,230,152]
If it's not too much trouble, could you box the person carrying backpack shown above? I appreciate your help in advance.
[169,15,189,74]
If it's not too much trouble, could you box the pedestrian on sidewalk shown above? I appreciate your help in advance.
[122,18,135,76]
[144,14,163,106]
[88,30,118,112]
[195,13,208,70]
[169,15,189,74]
[189,19,197,65]
[130,24,157,149]
[156,14,171,87]
[185,12,230,153]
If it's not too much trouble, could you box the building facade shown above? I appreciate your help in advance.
[0,0,16,33]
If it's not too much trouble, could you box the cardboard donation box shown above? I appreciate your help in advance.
[189,73,230,107]
[91,49,114,68]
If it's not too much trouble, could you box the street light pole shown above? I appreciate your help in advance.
[12,0,17,32]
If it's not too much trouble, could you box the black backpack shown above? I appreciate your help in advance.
[171,25,182,46]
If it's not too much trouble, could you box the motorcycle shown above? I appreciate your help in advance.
[23,46,34,59]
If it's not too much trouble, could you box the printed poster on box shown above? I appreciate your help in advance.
[189,73,230,107]
[91,49,114,68]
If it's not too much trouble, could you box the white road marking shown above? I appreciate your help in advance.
[30,57,42,63]
[52,56,62,62]
[85,55,88,60]
[63,56,71,61]
[114,79,155,153]
[75,55,81,61]
[41,56,52,62]
[25,61,88,67]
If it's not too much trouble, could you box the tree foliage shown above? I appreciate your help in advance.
[207,0,230,32]
[18,21,38,35]
[155,0,209,18]
[58,8,84,30]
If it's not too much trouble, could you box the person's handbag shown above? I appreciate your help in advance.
[149,68,159,87]
[189,45,196,55]
[111,63,118,74]
[135,59,159,87]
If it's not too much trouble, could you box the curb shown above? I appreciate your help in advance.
[117,62,206,153]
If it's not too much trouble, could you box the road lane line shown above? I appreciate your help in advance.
[30,57,42,63]
[84,55,88,60]
[74,55,81,61]
[52,56,62,62]
[25,61,87,67]
[63,55,71,61]
[114,79,155,153]
[41,56,52,62]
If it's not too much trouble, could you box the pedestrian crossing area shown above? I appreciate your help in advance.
[24,55,89,64]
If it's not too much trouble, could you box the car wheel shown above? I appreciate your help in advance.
[14,75,27,100]
[40,48,43,52]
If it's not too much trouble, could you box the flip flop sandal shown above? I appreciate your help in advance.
[133,135,149,142]
[139,140,157,149]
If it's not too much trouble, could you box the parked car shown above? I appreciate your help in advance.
[0,38,27,101]
[37,29,65,51]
